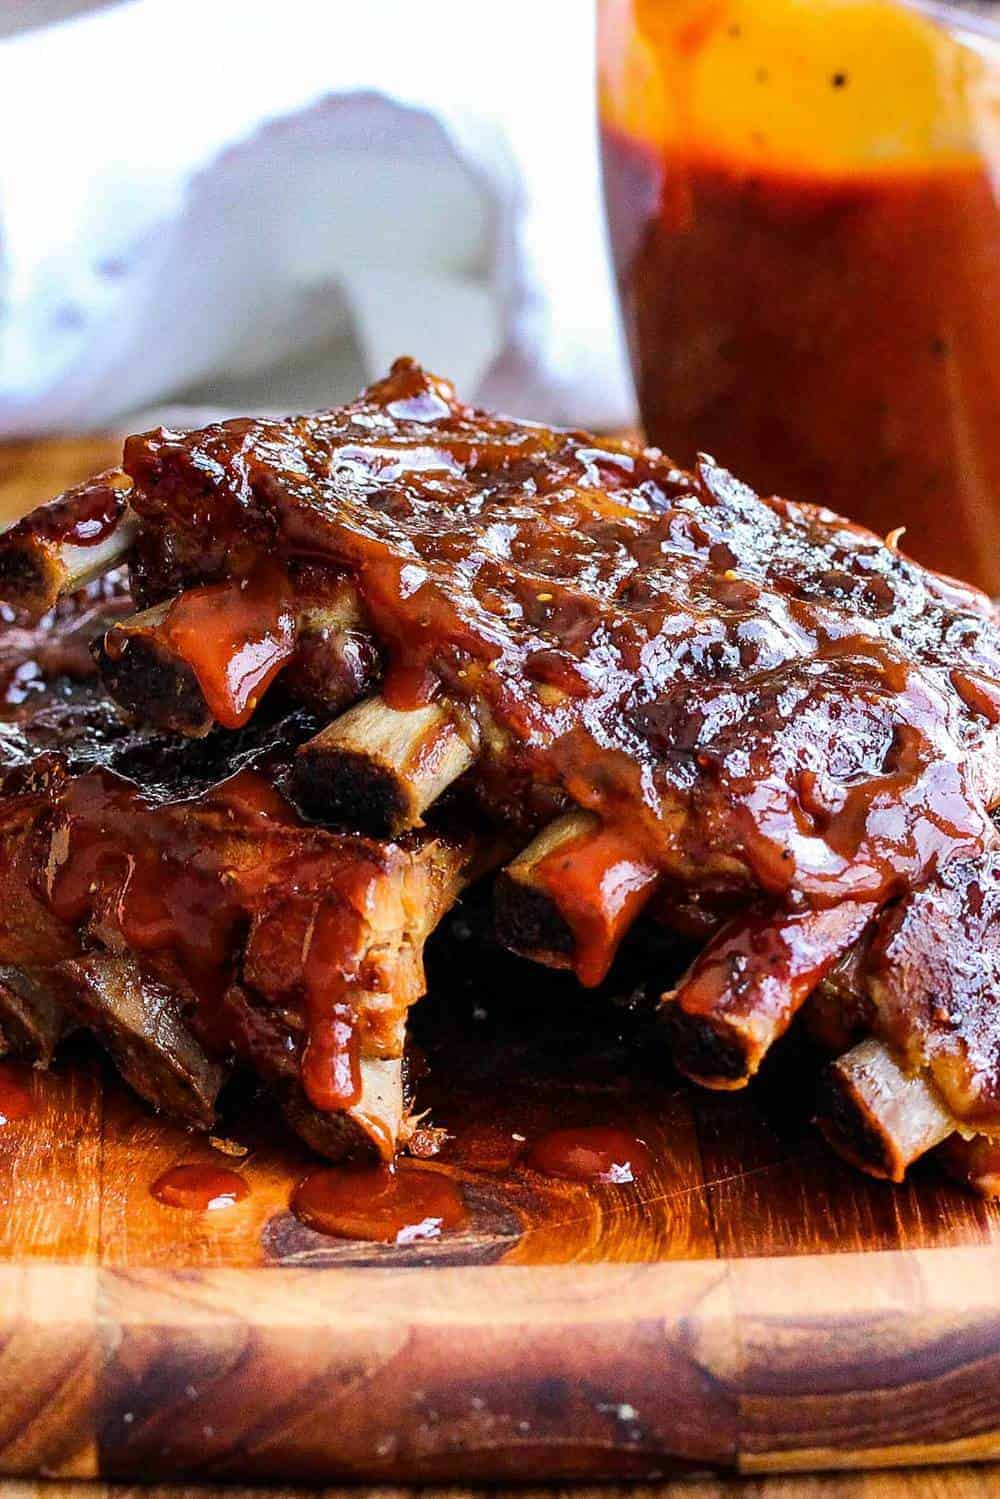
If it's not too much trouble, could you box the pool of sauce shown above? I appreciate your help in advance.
[524,1126,652,1184]
[291,1162,468,1243]
[151,1163,249,1211]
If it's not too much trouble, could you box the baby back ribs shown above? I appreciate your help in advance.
[0,587,480,1158]
[4,358,1000,1187]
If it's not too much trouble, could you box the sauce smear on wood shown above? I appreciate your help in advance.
[525,1126,652,1184]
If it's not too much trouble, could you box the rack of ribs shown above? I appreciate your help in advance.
[3,356,1000,1186]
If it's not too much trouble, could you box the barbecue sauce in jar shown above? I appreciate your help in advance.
[599,0,1000,590]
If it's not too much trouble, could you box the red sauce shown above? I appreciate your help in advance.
[0,1066,33,1125]
[381,661,440,711]
[601,130,1000,592]
[532,822,661,987]
[524,1126,652,1184]
[151,1163,249,1211]
[291,1162,467,1243]
[122,358,1000,910]
[15,473,129,549]
[300,904,363,1112]
[154,561,296,729]
[40,764,394,1105]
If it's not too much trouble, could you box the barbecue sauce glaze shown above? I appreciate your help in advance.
[122,357,1000,922]
[39,765,410,1112]
[141,562,296,730]
[2,472,131,550]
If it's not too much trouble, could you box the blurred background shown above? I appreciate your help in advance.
[0,0,997,585]
[0,0,632,438]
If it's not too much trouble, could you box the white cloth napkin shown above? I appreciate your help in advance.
[0,0,635,436]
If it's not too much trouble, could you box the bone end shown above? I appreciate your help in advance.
[294,696,476,835]
[282,1055,404,1163]
[660,1006,757,1091]
[815,1037,954,1182]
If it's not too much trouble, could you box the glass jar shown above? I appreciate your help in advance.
[598,0,1000,591]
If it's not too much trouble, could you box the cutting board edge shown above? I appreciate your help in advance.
[2,1246,1000,1482]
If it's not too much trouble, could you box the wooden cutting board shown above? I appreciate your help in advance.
[3,439,1000,1488]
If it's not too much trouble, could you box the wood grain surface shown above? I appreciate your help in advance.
[2,439,1000,1490]
[5,1470,1000,1499]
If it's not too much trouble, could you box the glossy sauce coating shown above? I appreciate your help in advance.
[123,359,1000,912]
[151,562,296,729]
[2,472,130,549]
[291,1162,467,1243]
[151,1163,249,1211]
[38,759,410,1112]
[870,849,1000,1125]
[531,821,661,986]
[0,573,132,706]
[524,1126,652,1184]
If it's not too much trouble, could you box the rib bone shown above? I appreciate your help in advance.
[50,955,226,1128]
[661,899,878,1089]
[96,577,376,737]
[494,810,661,987]
[0,472,137,620]
[294,694,478,836]
[815,1038,954,1182]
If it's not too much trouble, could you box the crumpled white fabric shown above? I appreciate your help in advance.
[0,0,635,435]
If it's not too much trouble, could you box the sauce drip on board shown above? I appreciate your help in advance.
[0,1066,33,1125]
[291,1162,468,1243]
[524,1126,653,1184]
[151,1163,250,1211]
